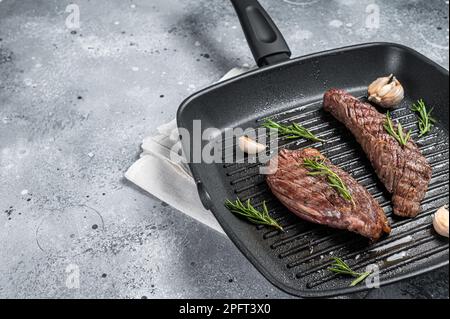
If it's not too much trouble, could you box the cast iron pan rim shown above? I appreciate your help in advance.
[278,261,449,298]
[177,41,449,127]
[176,41,449,298]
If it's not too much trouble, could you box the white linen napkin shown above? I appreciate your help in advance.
[125,68,248,235]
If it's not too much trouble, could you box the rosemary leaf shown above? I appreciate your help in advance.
[262,119,324,142]
[384,111,412,147]
[303,158,353,203]
[225,199,283,231]
[411,99,435,137]
[350,272,372,287]
[328,257,373,287]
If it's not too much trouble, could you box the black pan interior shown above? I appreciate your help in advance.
[177,43,449,297]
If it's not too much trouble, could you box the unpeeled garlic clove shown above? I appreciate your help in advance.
[368,74,404,108]
[433,205,449,238]
[238,136,266,154]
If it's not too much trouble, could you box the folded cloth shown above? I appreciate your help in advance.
[125,68,248,235]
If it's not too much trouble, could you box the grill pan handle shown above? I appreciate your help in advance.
[231,0,291,67]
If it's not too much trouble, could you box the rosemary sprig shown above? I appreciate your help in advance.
[384,111,412,147]
[225,199,283,231]
[328,257,372,287]
[411,99,436,137]
[303,157,353,203]
[262,119,324,142]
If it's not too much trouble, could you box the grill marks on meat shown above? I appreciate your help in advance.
[266,148,391,241]
[323,89,432,217]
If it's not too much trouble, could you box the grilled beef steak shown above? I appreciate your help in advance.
[323,89,432,217]
[266,148,391,241]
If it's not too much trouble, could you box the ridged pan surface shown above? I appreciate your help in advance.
[222,97,449,297]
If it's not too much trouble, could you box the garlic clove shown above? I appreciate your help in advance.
[368,74,404,108]
[238,136,266,155]
[433,205,449,238]
[368,75,391,95]
[377,81,395,97]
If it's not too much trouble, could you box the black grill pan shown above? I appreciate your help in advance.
[177,0,449,297]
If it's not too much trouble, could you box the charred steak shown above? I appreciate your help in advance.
[323,89,432,217]
[266,148,391,241]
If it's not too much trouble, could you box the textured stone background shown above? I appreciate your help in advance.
[0,0,448,298]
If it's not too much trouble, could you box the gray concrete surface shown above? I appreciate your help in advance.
[0,0,448,299]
